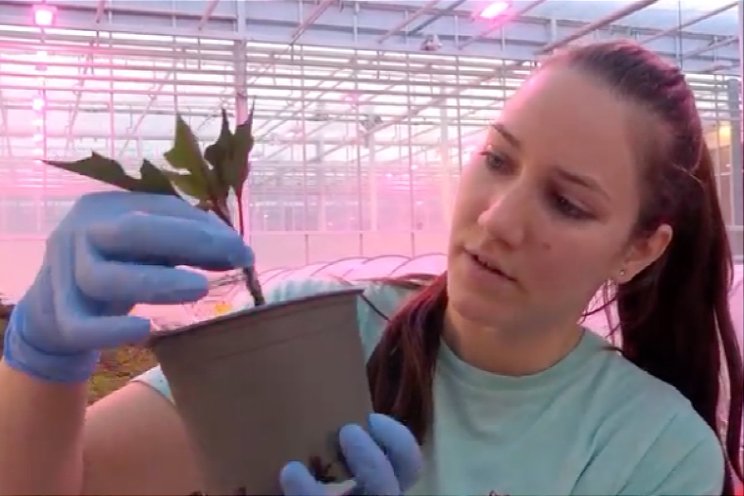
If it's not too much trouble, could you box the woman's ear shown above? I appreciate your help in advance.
[615,224,673,284]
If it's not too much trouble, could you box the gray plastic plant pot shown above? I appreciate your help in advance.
[147,286,372,495]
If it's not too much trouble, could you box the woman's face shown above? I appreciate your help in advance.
[446,66,671,334]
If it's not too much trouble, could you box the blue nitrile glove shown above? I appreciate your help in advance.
[279,414,423,496]
[3,191,253,384]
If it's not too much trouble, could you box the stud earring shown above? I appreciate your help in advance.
[619,268,627,277]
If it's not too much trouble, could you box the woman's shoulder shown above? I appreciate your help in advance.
[584,341,725,494]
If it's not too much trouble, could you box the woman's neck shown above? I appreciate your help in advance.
[442,304,585,377]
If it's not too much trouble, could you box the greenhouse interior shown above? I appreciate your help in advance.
[0,0,744,496]
[0,0,741,401]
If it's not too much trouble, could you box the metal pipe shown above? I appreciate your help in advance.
[537,0,660,54]
[638,1,738,45]
[458,0,547,50]
[377,0,442,43]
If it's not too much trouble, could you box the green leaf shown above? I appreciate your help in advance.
[160,170,208,199]
[163,115,216,201]
[204,109,232,173]
[204,108,233,199]
[225,99,256,197]
[44,153,178,196]
[139,159,179,196]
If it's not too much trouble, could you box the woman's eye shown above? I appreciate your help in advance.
[552,193,592,220]
[479,151,509,172]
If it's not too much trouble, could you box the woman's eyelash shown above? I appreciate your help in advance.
[551,193,591,220]
[478,150,593,221]
[479,150,508,170]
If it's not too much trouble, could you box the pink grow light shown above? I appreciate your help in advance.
[479,1,510,20]
[33,5,56,27]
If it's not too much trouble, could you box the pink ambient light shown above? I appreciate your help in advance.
[33,5,56,27]
[478,1,510,20]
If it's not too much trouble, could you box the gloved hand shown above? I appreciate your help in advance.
[3,191,253,384]
[280,414,423,496]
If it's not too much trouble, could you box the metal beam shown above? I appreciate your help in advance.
[377,0,442,44]
[638,1,738,45]
[94,0,107,23]
[700,61,738,73]
[458,0,548,50]
[727,79,742,227]
[406,0,467,37]
[198,0,221,30]
[290,0,337,45]
[536,0,660,54]
[0,32,735,80]
[312,60,526,162]
[116,70,176,160]
[684,36,739,59]
[0,128,450,148]
[0,2,738,64]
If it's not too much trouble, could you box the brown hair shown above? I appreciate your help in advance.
[366,40,743,494]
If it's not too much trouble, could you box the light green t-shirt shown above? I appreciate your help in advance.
[132,277,725,496]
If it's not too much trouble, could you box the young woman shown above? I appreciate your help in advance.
[0,40,741,496]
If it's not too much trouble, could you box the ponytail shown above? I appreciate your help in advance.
[366,274,447,442]
[617,145,743,492]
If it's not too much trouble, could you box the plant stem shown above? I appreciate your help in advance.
[237,194,246,237]
[243,266,265,306]
[208,200,265,306]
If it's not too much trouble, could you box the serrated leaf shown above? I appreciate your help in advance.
[44,153,178,196]
[204,108,233,199]
[161,170,208,199]
[163,115,219,198]
[225,99,256,197]
[139,159,180,196]
[204,108,232,173]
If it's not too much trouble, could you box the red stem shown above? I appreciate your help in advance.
[237,193,245,237]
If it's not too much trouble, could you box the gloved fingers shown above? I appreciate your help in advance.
[75,232,209,305]
[338,423,399,496]
[367,413,423,490]
[74,191,221,224]
[86,211,253,270]
[279,461,329,496]
[50,240,152,349]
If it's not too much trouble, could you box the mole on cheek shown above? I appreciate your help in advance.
[541,241,552,251]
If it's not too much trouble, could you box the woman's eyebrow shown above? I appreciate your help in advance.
[491,122,610,201]
[491,122,522,150]
[554,167,610,201]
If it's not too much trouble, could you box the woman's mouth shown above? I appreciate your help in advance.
[469,252,517,283]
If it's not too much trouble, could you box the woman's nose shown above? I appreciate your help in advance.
[477,183,531,249]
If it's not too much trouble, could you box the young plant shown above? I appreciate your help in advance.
[45,103,265,306]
